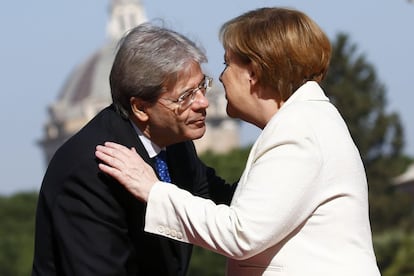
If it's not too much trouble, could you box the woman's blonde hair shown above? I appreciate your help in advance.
[220,7,331,101]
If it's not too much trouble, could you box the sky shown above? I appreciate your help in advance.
[0,0,413,195]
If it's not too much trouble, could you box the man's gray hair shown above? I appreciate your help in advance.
[110,22,207,118]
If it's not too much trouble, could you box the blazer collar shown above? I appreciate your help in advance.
[281,81,329,109]
[262,81,330,132]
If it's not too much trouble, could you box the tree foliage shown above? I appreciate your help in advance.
[374,230,414,275]
[200,146,251,183]
[322,33,414,233]
[0,192,37,276]
[188,246,226,276]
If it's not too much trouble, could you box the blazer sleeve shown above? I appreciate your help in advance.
[49,161,137,275]
[144,117,324,260]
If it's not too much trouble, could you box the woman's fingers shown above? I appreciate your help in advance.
[104,141,127,150]
[95,141,159,202]
[103,141,134,156]
[98,162,121,179]
[95,146,125,170]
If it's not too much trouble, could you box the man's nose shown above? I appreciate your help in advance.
[192,90,209,109]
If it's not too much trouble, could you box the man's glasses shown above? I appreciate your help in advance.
[161,75,212,112]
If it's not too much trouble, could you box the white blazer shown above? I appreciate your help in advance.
[144,81,380,275]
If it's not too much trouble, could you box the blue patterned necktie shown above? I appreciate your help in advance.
[155,150,171,182]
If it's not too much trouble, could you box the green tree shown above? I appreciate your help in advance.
[0,192,38,276]
[188,246,227,276]
[322,33,414,233]
[374,230,414,276]
[200,146,251,183]
[323,33,414,274]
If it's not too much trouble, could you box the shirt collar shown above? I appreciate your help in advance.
[130,120,162,158]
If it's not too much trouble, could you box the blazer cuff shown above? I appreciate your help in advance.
[144,181,190,243]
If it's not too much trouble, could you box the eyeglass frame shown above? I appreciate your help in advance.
[160,75,213,111]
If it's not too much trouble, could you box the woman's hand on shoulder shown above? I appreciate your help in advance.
[95,141,158,202]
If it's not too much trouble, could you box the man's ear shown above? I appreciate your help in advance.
[130,97,149,122]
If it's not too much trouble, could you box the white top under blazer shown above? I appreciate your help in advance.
[144,81,381,275]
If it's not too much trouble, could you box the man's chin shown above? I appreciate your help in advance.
[190,126,206,140]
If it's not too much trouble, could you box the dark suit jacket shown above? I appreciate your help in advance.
[32,105,234,276]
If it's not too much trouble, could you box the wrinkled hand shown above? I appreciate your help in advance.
[95,141,159,202]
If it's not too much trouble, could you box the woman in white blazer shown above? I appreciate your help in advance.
[96,7,380,275]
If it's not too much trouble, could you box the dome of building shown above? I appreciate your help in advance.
[39,0,240,164]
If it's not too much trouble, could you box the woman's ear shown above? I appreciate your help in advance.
[247,63,258,86]
[130,97,149,122]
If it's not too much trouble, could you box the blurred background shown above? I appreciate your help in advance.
[0,0,413,275]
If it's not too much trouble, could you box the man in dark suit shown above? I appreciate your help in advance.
[32,23,234,275]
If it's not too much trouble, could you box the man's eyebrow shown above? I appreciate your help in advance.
[180,76,205,94]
